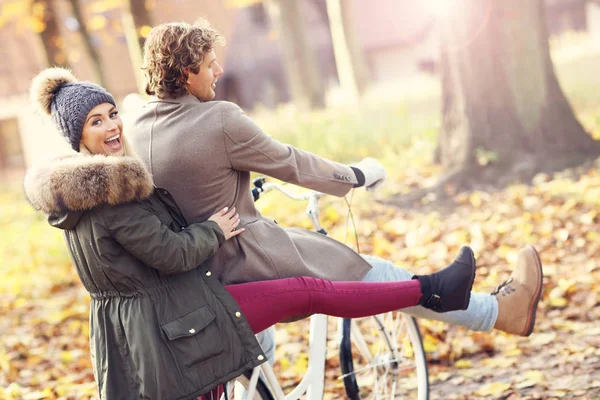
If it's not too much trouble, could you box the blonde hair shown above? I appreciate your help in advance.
[142,19,225,99]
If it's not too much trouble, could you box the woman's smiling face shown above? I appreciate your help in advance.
[80,103,124,156]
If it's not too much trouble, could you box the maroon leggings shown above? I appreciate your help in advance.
[224,276,423,334]
[200,276,422,399]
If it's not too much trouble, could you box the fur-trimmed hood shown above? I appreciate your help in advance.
[24,153,154,224]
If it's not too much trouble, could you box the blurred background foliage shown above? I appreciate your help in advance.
[1,0,600,398]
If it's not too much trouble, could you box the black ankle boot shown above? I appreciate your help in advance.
[412,246,476,313]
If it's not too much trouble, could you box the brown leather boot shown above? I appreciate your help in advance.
[493,246,543,336]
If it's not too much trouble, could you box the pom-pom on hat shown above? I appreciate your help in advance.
[30,68,116,152]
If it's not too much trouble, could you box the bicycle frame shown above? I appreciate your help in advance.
[242,179,428,400]
[244,180,331,400]
[245,314,329,400]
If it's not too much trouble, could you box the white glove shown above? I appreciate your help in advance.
[352,157,386,192]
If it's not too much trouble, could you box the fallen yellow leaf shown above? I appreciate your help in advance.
[529,332,557,346]
[475,381,511,396]
[549,297,568,308]
[524,370,546,383]
[454,359,472,368]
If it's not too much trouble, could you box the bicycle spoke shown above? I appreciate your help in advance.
[341,313,428,399]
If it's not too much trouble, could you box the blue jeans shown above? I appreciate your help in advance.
[257,255,499,361]
[360,255,498,332]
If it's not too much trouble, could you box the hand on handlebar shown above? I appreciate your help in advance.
[208,207,245,240]
[352,158,387,192]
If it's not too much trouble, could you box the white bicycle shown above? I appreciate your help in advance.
[221,178,429,400]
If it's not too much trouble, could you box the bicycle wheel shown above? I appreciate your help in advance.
[339,314,429,400]
[221,370,275,400]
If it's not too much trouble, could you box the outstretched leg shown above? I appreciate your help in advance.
[226,277,422,333]
[226,247,476,334]
[361,246,543,336]
[362,254,498,331]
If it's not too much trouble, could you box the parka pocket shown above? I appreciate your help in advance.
[161,305,224,368]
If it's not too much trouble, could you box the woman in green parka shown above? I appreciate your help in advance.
[24,68,478,400]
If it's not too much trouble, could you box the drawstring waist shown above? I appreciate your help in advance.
[90,289,148,299]
[88,275,207,299]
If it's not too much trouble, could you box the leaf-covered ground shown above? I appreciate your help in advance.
[259,157,600,400]
[3,41,600,399]
[2,155,598,399]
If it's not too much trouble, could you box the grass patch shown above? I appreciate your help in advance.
[252,89,440,168]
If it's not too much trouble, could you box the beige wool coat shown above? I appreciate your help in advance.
[130,95,372,285]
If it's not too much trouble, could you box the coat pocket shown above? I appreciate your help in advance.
[161,305,224,367]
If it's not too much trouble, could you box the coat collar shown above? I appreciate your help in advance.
[24,152,154,217]
[148,93,200,105]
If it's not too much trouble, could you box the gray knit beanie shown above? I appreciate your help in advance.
[30,68,116,152]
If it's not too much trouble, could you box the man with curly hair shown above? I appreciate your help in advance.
[142,18,225,101]
[129,19,544,363]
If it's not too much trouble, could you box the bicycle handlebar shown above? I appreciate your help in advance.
[252,177,325,201]
[252,177,327,235]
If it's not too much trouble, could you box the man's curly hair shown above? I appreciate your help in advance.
[142,19,225,99]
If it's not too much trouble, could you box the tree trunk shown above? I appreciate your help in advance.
[121,1,146,95]
[437,0,600,186]
[129,0,153,49]
[33,0,69,68]
[68,0,108,88]
[340,0,368,96]
[317,0,369,98]
[266,0,325,109]
[326,0,359,102]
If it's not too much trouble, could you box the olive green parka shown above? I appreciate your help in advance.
[24,152,265,399]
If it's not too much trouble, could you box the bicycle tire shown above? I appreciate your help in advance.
[339,314,429,400]
[221,370,275,400]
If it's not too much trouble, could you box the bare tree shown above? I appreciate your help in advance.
[129,0,153,49]
[328,0,368,97]
[266,0,325,109]
[32,0,69,68]
[67,0,107,88]
[326,0,359,101]
[341,0,369,96]
[121,0,146,94]
[431,0,600,193]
